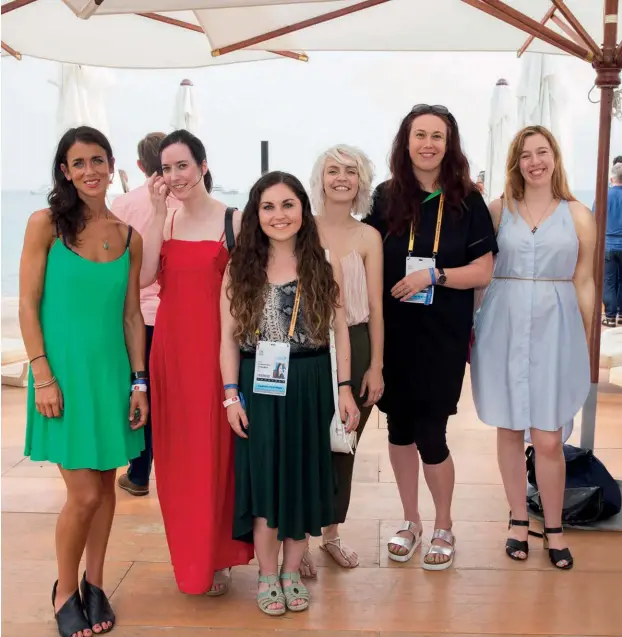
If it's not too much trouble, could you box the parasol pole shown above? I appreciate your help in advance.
[581,0,620,450]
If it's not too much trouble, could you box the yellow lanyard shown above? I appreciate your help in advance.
[287,284,302,339]
[408,194,444,258]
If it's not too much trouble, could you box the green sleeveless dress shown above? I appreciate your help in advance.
[24,234,145,471]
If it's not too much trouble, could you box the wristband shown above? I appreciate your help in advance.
[338,380,353,388]
[131,383,148,392]
[223,395,240,408]
[224,384,239,391]
[429,267,437,285]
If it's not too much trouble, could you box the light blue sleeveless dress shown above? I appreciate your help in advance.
[471,200,589,438]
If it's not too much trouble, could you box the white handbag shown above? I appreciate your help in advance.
[326,248,357,455]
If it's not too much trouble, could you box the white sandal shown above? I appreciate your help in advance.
[387,520,422,563]
[422,529,455,571]
[319,536,359,568]
[205,568,231,597]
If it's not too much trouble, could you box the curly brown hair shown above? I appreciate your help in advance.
[385,105,476,235]
[227,171,339,346]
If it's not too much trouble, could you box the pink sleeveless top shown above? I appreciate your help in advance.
[340,250,369,327]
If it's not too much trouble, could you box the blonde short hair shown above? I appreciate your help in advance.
[310,144,375,217]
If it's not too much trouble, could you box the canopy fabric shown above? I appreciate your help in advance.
[516,52,574,187]
[484,79,516,203]
[65,0,621,56]
[0,0,282,68]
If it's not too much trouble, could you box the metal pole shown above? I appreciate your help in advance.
[580,0,620,450]
[261,141,269,174]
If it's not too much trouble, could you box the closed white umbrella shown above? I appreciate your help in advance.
[484,78,517,203]
[171,79,199,135]
[516,52,573,186]
[54,63,114,139]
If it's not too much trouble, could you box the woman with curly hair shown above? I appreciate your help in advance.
[365,105,498,569]
[19,126,148,637]
[220,171,359,615]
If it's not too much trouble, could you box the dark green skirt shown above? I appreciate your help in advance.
[233,348,335,543]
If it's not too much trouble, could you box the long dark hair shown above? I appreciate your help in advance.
[385,108,475,235]
[159,129,213,193]
[227,171,339,346]
[48,126,114,246]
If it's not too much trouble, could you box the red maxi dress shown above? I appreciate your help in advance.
[150,211,253,594]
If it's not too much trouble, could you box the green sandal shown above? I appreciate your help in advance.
[256,574,286,616]
[280,571,309,612]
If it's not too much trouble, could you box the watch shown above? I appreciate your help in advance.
[437,267,447,286]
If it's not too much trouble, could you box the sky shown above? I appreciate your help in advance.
[1,50,621,195]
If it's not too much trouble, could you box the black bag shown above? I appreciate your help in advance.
[224,207,236,252]
[526,444,621,525]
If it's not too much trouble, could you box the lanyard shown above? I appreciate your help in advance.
[408,193,445,258]
[287,284,302,339]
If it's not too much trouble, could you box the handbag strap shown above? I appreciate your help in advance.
[325,248,341,417]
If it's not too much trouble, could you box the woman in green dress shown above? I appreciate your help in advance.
[19,127,148,637]
[220,171,359,616]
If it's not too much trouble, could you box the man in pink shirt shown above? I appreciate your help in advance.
[112,132,166,496]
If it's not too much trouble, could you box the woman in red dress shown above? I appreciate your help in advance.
[140,130,253,595]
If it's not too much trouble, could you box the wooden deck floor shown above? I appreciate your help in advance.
[2,371,621,636]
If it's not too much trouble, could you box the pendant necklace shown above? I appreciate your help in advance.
[524,198,554,234]
[102,211,110,250]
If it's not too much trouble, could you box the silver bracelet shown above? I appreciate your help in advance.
[34,376,57,389]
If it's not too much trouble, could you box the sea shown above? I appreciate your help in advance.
[1,190,249,298]
[1,188,596,299]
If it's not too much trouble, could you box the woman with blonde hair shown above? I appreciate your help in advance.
[471,125,596,570]
[299,145,383,576]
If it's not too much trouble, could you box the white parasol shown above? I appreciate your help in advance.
[516,51,574,186]
[171,79,199,135]
[484,78,517,203]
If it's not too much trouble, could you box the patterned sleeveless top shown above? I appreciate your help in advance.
[241,280,328,353]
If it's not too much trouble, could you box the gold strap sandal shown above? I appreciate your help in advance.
[205,568,231,597]
[319,536,359,568]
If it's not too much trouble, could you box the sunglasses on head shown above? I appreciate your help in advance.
[410,104,455,122]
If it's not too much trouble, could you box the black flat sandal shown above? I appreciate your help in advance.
[80,572,115,633]
[52,580,91,637]
[505,515,533,560]
[541,527,574,570]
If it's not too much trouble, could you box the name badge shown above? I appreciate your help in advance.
[404,256,435,305]
[253,341,290,396]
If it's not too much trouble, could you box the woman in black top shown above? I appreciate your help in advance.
[365,104,497,569]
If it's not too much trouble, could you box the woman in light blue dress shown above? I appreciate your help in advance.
[471,125,596,570]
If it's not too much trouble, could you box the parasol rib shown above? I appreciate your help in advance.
[517,6,556,58]
[136,12,307,62]
[1,0,38,15]
[470,0,593,60]
[210,0,391,57]
[1,41,22,60]
[551,0,603,60]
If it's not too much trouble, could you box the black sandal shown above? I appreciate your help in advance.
[505,515,532,560]
[52,580,91,637]
[533,527,574,570]
[80,572,115,633]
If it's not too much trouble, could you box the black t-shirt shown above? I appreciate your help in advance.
[364,181,498,418]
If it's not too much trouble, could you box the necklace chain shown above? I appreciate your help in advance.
[524,197,555,234]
